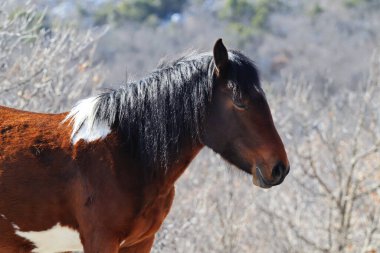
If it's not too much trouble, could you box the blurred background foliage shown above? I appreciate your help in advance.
[88,0,188,26]
[219,0,284,38]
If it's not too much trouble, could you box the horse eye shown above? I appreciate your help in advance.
[232,99,247,110]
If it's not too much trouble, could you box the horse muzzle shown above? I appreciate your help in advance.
[252,163,289,188]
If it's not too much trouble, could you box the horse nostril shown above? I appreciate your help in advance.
[272,162,285,181]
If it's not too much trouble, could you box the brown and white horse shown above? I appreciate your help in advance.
[0,39,289,253]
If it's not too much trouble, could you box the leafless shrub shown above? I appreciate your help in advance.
[259,51,380,253]
[0,1,105,112]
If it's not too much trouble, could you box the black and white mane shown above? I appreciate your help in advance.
[65,50,260,171]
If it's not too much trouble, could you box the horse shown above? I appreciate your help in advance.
[0,39,289,253]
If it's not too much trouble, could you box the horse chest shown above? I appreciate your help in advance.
[121,187,176,246]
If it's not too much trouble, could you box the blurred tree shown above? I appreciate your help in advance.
[344,0,379,8]
[218,0,284,46]
[308,3,324,17]
[91,0,187,26]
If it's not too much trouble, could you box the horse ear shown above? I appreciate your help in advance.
[213,38,228,74]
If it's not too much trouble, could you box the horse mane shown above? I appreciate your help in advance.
[65,50,260,174]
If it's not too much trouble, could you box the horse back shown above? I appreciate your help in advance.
[0,105,71,159]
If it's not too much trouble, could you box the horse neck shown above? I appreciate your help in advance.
[156,140,204,189]
[102,133,204,195]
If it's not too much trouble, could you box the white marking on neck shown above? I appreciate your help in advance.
[14,223,83,253]
[0,213,7,220]
[63,96,111,144]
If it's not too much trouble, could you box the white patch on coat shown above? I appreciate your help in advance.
[0,213,7,220]
[12,223,20,230]
[63,97,111,144]
[14,223,83,253]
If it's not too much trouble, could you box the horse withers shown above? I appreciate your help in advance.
[0,39,289,253]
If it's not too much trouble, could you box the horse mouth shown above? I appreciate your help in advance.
[252,167,272,189]
[253,166,288,188]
